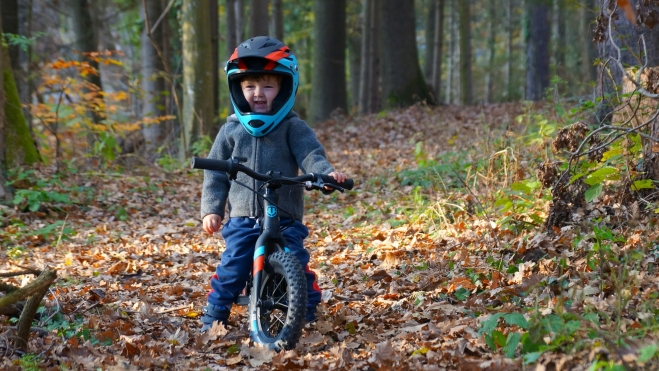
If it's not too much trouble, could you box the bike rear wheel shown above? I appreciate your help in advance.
[250,250,307,350]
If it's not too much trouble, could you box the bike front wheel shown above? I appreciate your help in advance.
[250,250,307,350]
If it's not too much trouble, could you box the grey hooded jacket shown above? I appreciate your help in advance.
[200,111,334,221]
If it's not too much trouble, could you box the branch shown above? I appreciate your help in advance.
[0,270,56,310]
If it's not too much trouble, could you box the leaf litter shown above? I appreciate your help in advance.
[1,102,659,370]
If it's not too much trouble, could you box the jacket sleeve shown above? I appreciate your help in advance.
[287,119,335,175]
[200,124,233,219]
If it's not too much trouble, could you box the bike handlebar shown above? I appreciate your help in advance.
[191,156,354,191]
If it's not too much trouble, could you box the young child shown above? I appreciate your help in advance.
[199,36,347,331]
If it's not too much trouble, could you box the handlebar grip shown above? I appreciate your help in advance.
[319,174,354,190]
[190,157,231,172]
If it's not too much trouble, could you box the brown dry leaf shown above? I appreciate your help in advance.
[368,340,395,365]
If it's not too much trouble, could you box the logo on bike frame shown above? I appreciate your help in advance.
[266,205,277,218]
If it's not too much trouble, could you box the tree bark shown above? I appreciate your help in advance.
[181,0,214,158]
[2,44,39,167]
[0,269,56,352]
[17,0,32,131]
[458,0,472,105]
[358,0,380,114]
[0,0,19,71]
[272,0,284,40]
[554,0,566,76]
[71,0,104,125]
[249,0,268,37]
[0,13,11,204]
[235,0,245,43]
[141,0,166,155]
[210,0,220,138]
[424,0,436,84]
[309,0,347,124]
[525,0,551,101]
[380,0,433,108]
[581,0,597,86]
[431,0,444,103]
[347,0,362,111]
[446,0,456,104]
[484,0,495,104]
[505,0,514,101]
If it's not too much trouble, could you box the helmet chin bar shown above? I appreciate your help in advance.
[249,119,265,128]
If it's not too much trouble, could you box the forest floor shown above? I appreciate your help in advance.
[2,102,659,370]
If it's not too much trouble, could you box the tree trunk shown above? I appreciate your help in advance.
[309,0,347,124]
[431,0,444,103]
[181,0,214,158]
[210,0,220,138]
[227,0,238,54]
[249,0,268,37]
[525,0,551,101]
[358,0,380,114]
[0,14,12,203]
[0,0,19,71]
[272,0,284,40]
[484,0,496,104]
[581,0,597,86]
[554,0,566,76]
[424,0,436,84]
[141,0,165,155]
[2,44,39,167]
[505,0,514,101]
[446,0,456,104]
[347,1,362,111]
[71,0,104,125]
[235,0,245,43]
[458,0,472,105]
[380,0,433,109]
[17,0,32,132]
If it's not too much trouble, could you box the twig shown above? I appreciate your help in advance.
[0,270,39,278]
[38,288,61,327]
[54,214,69,249]
[155,304,193,314]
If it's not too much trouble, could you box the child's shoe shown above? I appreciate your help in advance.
[200,304,230,332]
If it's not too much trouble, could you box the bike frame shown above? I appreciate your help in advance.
[248,184,290,334]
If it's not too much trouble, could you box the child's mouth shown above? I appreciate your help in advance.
[254,101,268,111]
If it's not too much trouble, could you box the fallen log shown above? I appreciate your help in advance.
[0,269,57,352]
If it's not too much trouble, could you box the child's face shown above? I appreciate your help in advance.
[240,75,281,113]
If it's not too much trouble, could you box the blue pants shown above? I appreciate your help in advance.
[207,217,321,310]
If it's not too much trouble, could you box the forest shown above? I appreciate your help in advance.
[2,0,659,370]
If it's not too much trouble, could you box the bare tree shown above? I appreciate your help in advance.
[380,0,433,108]
[272,0,284,40]
[358,0,380,114]
[484,0,496,104]
[249,0,268,37]
[458,0,472,105]
[431,0,444,103]
[525,0,551,101]
[181,0,214,157]
[309,0,347,124]
[141,0,166,154]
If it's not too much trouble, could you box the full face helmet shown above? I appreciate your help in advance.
[225,36,299,137]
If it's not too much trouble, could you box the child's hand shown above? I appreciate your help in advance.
[203,214,223,235]
[324,172,348,191]
[329,171,347,183]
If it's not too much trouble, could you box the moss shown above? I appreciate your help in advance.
[3,45,39,167]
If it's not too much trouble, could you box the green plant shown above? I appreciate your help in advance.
[18,353,42,371]
[155,149,181,173]
[7,246,26,259]
[191,135,214,157]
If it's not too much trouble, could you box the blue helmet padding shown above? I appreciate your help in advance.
[225,40,299,137]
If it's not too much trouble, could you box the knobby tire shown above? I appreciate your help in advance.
[250,250,307,350]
